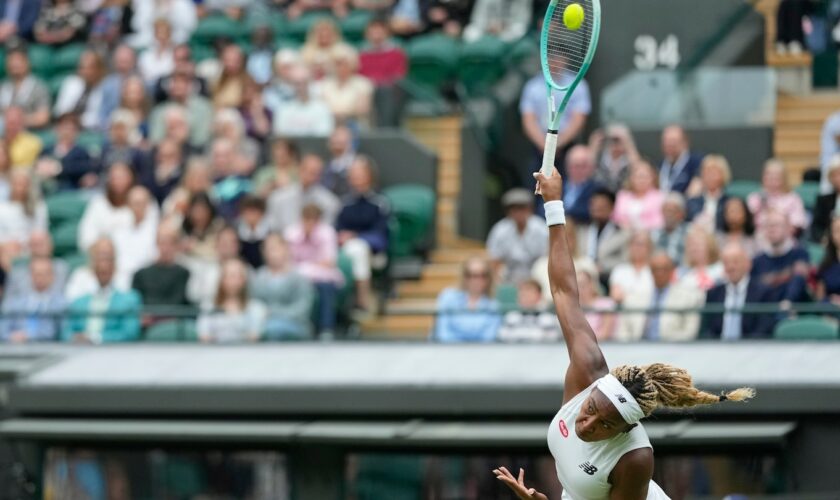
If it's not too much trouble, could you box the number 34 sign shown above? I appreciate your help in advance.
[634,34,681,70]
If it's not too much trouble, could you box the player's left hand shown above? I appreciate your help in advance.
[493,466,549,500]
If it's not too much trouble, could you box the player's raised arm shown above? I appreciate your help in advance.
[534,168,608,402]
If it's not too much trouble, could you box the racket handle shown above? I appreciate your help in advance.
[540,131,558,176]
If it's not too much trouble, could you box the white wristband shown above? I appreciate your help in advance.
[544,200,566,226]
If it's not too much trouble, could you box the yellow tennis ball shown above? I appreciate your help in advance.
[563,3,584,31]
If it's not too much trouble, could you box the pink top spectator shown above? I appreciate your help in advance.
[612,190,665,230]
[585,296,617,341]
[746,191,808,233]
[284,222,345,285]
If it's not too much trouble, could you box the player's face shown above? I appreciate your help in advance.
[575,389,631,442]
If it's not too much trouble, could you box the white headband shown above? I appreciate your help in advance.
[596,374,645,425]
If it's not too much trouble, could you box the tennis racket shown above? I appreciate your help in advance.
[539,0,601,176]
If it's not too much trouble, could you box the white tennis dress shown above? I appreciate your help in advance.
[547,380,671,500]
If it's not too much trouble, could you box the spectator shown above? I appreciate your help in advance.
[99,44,138,124]
[197,0,248,19]
[301,18,356,78]
[463,0,531,43]
[54,50,108,130]
[238,79,272,145]
[821,111,840,193]
[286,0,349,19]
[79,163,142,254]
[5,106,43,169]
[352,0,394,11]
[498,278,559,342]
[197,258,266,343]
[589,124,639,193]
[752,210,810,303]
[426,0,473,36]
[267,153,341,232]
[616,252,703,342]
[0,46,51,128]
[678,226,723,292]
[487,188,549,285]
[0,170,48,255]
[153,45,210,103]
[323,125,357,197]
[651,193,688,265]
[209,138,253,221]
[33,0,86,46]
[322,46,375,128]
[285,203,344,338]
[813,155,840,243]
[236,195,270,269]
[245,25,275,86]
[775,0,806,54]
[63,237,142,343]
[182,192,225,262]
[272,65,335,137]
[1,257,65,343]
[88,0,133,49]
[577,187,627,279]
[112,186,159,285]
[0,145,8,200]
[816,216,840,309]
[613,160,665,230]
[129,0,196,48]
[182,224,241,308]
[702,243,776,339]
[434,256,501,342]
[609,230,654,304]
[118,75,152,139]
[162,157,212,225]
[336,156,389,310]
[576,260,616,341]
[717,197,758,258]
[212,108,260,176]
[0,0,43,42]
[747,159,808,237]
[359,18,408,87]
[562,145,599,224]
[6,230,69,298]
[149,70,214,149]
[139,137,183,204]
[263,49,300,111]
[685,154,730,232]
[658,125,703,194]
[137,18,176,86]
[100,108,147,174]
[35,113,97,190]
[132,224,191,308]
[390,0,424,36]
[254,138,300,197]
[211,44,254,110]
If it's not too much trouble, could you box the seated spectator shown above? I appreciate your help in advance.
[197,0,248,20]
[589,124,639,193]
[132,224,191,308]
[100,108,147,175]
[99,44,138,122]
[562,145,599,224]
[63,238,142,343]
[336,156,390,310]
[685,154,730,232]
[118,76,152,139]
[424,0,474,37]
[268,153,341,232]
[531,219,595,302]
[0,46,51,128]
[78,162,138,251]
[35,113,97,190]
[498,279,559,342]
[138,18,176,87]
[775,0,806,54]
[236,196,270,269]
[245,25,275,86]
[182,224,241,308]
[285,203,344,338]
[613,160,664,230]
[651,193,688,264]
[253,138,300,197]
[182,192,225,262]
[390,0,424,36]
[88,0,133,49]
[0,170,48,258]
[487,188,548,285]
[322,46,374,128]
[263,49,300,111]
[816,216,840,309]
[576,260,616,341]
[129,0,197,49]
[609,230,654,304]
[434,256,501,343]
[717,197,758,258]
[702,243,776,339]
[747,159,808,237]
[250,234,314,340]
[212,108,260,176]
[113,186,159,285]
[286,0,349,20]
[6,230,69,298]
[197,258,266,343]
[153,45,210,104]
[658,125,703,194]
[211,44,254,110]
[163,157,212,225]
[65,238,122,301]
[463,0,531,43]
[139,138,183,205]
[678,226,723,292]
[616,252,704,342]
[821,111,840,193]
[323,125,357,197]
[209,138,252,221]
[812,154,840,243]
[238,79,272,145]
[273,65,335,138]
[0,0,42,43]
[149,71,214,149]
[359,19,408,87]
[1,257,66,343]
[752,210,810,303]
[577,188,628,280]
[4,106,43,169]
[33,0,86,46]
[54,50,108,130]
[301,18,357,78]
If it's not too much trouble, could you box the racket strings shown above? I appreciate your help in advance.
[543,0,595,87]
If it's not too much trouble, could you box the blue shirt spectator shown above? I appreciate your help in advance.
[434,258,501,343]
[520,71,591,155]
[36,113,97,190]
[821,110,840,194]
[563,145,599,224]
[751,211,810,303]
[1,257,65,343]
[0,0,43,42]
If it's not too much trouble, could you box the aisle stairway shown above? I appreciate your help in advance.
[775,93,840,185]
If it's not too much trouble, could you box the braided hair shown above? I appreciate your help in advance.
[611,363,755,417]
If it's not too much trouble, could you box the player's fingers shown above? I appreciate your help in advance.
[528,488,536,496]
[552,167,561,178]
[518,467,525,485]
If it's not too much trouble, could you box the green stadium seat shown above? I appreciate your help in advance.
[0,50,6,79]
[382,184,436,259]
[28,44,54,78]
[725,180,762,200]
[274,36,303,50]
[46,191,88,226]
[285,12,334,43]
[774,317,839,340]
[189,43,217,63]
[795,181,820,212]
[496,284,519,312]
[77,130,104,157]
[53,43,86,75]
[505,34,539,68]
[145,320,198,342]
[337,251,355,306]
[339,10,373,42]
[62,252,88,271]
[406,34,459,93]
[457,36,508,96]
[807,242,825,266]
[191,15,249,45]
[48,74,67,100]
[33,127,57,149]
[51,222,79,258]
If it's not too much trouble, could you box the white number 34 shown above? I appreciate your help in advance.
[634,34,681,70]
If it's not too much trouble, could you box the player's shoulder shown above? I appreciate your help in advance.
[612,446,654,486]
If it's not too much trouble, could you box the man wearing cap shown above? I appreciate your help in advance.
[487,188,549,285]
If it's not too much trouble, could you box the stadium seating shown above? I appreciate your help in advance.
[145,320,199,342]
[28,44,53,78]
[45,191,88,227]
[406,34,459,94]
[339,10,373,43]
[51,222,80,258]
[495,283,519,312]
[773,317,839,340]
[456,36,509,96]
[53,43,86,76]
[382,184,436,259]
[354,454,425,500]
[794,181,819,211]
[192,14,250,45]
[725,180,762,200]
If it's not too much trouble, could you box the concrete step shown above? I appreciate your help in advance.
[777,93,840,109]
[774,140,821,156]
[776,109,836,124]
[386,298,438,314]
[431,248,487,264]
[421,263,462,279]
[359,314,434,338]
[399,280,453,299]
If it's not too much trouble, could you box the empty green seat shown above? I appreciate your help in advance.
[496,284,519,312]
[457,36,508,96]
[339,10,373,42]
[53,43,86,75]
[807,242,825,266]
[28,44,54,78]
[795,181,820,212]
[33,127,57,150]
[145,320,198,342]
[406,34,459,92]
[725,180,762,200]
[48,74,67,100]
[62,252,88,271]
[774,317,839,340]
[77,131,104,157]
[383,184,436,259]
[354,455,425,500]
[51,222,79,258]
[191,15,248,45]
[46,191,88,226]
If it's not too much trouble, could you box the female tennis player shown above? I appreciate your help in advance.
[493,168,754,500]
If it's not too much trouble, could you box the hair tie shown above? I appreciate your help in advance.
[719,394,728,402]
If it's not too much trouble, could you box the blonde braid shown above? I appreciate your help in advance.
[611,363,755,417]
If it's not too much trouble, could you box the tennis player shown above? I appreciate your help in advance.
[494,168,754,500]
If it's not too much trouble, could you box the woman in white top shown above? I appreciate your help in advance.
[494,168,754,500]
[197,258,266,343]
[321,45,374,128]
[678,226,723,292]
[0,170,48,252]
[54,50,108,130]
[78,162,138,252]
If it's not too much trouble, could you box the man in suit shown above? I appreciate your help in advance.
[0,0,42,42]
[616,252,704,342]
[702,243,776,339]
[1,257,65,343]
[812,155,840,243]
[563,145,600,225]
[659,125,704,194]
[62,238,142,344]
[577,188,628,282]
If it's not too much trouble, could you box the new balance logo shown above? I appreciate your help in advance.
[579,461,598,475]
[616,394,627,403]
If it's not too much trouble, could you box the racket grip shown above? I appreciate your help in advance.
[540,132,559,176]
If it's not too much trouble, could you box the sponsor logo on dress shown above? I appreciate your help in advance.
[558,419,569,438]
[579,461,598,475]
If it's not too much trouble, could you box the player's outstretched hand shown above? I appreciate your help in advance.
[533,168,563,202]
[493,466,549,500]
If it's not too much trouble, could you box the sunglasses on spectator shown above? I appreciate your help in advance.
[465,271,490,279]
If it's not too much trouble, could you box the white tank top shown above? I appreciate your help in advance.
[547,381,671,500]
